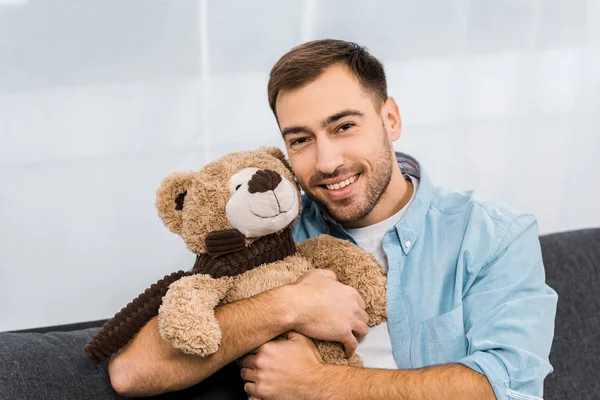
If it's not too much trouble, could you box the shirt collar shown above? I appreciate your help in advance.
[393,152,435,254]
[315,152,435,254]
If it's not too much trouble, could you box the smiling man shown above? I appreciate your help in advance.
[109,40,557,400]
[240,40,558,400]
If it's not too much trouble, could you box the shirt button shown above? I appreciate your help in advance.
[405,240,411,248]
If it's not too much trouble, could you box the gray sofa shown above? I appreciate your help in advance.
[1,228,598,400]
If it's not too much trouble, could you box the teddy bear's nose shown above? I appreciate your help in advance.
[248,169,282,194]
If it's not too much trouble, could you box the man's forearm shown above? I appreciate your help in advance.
[108,285,294,397]
[307,363,495,400]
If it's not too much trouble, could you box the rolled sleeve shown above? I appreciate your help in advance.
[458,215,558,400]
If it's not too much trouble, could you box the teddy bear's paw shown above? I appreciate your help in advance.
[157,275,230,356]
[157,298,223,356]
[168,274,231,304]
[158,310,222,356]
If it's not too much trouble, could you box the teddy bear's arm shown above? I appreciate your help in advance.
[297,235,387,326]
[157,274,232,356]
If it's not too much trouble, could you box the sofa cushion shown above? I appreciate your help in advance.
[0,326,246,400]
[0,327,120,400]
[541,228,600,400]
[1,228,598,399]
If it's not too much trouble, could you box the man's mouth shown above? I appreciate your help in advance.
[321,174,359,191]
[317,173,360,200]
[323,174,358,190]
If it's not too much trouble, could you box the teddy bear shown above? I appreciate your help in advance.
[84,147,387,372]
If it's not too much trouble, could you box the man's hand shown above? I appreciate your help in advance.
[240,331,324,400]
[241,333,494,400]
[240,331,494,400]
[287,269,369,357]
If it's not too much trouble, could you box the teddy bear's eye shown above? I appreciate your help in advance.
[175,190,187,211]
[229,167,259,193]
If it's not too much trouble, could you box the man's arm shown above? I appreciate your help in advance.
[242,216,557,400]
[241,331,495,400]
[108,287,291,397]
[309,363,494,400]
[108,269,369,397]
[457,216,557,399]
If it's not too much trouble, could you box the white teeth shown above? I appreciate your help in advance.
[325,174,358,191]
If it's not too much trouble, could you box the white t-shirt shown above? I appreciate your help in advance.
[346,175,419,369]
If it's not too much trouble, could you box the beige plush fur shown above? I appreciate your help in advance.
[155,147,387,376]
[156,147,300,255]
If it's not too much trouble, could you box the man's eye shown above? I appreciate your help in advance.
[339,123,355,132]
[290,137,308,147]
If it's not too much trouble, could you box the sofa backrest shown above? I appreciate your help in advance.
[541,228,600,399]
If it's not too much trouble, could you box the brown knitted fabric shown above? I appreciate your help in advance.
[84,270,192,363]
[84,228,296,363]
[193,228,296,278]
[205,229,246,257]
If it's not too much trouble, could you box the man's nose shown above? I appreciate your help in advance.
[315,137,344,174]
[248,169,282,193]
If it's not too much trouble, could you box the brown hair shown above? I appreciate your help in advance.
[268,39,388,117]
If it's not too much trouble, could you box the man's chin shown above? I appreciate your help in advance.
[323,202,364,223]
[305,188,364,220]
[314,192,350,208]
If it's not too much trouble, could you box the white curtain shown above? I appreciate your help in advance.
[1,0,598,331]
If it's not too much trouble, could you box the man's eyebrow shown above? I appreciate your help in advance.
[281,126,313,137]
[321,109,364,128]
[280,109,363,137]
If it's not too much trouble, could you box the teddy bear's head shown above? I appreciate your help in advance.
[156,147,301,256]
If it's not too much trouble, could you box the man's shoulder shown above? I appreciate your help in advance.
[430,185,535,227]
[428,185,538,257]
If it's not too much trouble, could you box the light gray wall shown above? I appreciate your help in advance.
[1,0,599,331]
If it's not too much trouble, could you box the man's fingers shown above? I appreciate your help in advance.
[240,367,257,383]
[352,320,369,342]
[342,332,358,358]
[358,308,370,324]
[239,354,257,369]
[244,382,258,397]
[354,291,366,310]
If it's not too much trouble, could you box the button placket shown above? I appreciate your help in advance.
[384,232,412,369]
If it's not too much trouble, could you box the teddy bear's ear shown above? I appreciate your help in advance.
[260,146,293,175]
[156,171,195,234]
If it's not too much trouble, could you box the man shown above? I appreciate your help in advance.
[109,40,557,400]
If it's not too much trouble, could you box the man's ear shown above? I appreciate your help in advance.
[156,171,195,234]
[260,146,294,175]
[381,97,402,142]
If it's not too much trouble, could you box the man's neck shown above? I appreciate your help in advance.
[342,162,413,229]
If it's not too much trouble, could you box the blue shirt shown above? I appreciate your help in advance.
[292,153,558,400]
